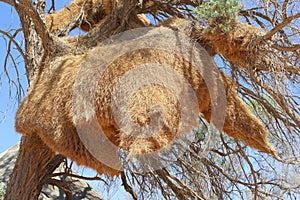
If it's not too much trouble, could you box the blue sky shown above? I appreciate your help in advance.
[0,1,80,154]
[0,1,299,199]
[0,3,130,198]
[0,2,25,154]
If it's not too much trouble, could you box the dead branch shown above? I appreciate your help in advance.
[17,0,53,53]
[121,171,138,200]
[262,12,300,40]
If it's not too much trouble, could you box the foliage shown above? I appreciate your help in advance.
[0,184,6,200]
[194,0,242,33]
[0,0,299,199]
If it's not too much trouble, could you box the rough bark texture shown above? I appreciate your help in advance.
[0,144,104,199]
[4,0,146,198]
[2,0,298,199]
[4,134,64,200]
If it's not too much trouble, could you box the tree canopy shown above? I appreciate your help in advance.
[0,0,299,199]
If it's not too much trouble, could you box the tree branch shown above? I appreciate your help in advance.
[46,178,73,200]
[0,29,27,64]
[0,0,14,6]
[18,0,52,53]
[263,12,300,40]
[121,172,138,200]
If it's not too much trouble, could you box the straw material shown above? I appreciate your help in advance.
[204,20,267,68]
[46,0,149,33]
[15,27,277,176]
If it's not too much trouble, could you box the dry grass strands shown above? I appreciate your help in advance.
[163,18,278,155]
[203,20,268,69]
[15,27,277,176]
[16,54,121,176]
[164,17,269,69]
[46,0,111,34]
[220,72,277,156]
[46,0,150,36]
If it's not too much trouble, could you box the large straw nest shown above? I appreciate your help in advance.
[15,26,277,176]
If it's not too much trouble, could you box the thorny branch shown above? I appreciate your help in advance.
[0,0,299,199]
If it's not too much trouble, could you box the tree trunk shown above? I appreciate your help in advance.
[4,0,140,198]
[4,134,64,200]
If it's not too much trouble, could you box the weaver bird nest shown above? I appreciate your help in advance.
[15,27,277,176]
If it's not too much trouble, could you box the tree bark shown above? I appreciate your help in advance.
[4,0,142,198]
[4,134,64,200]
